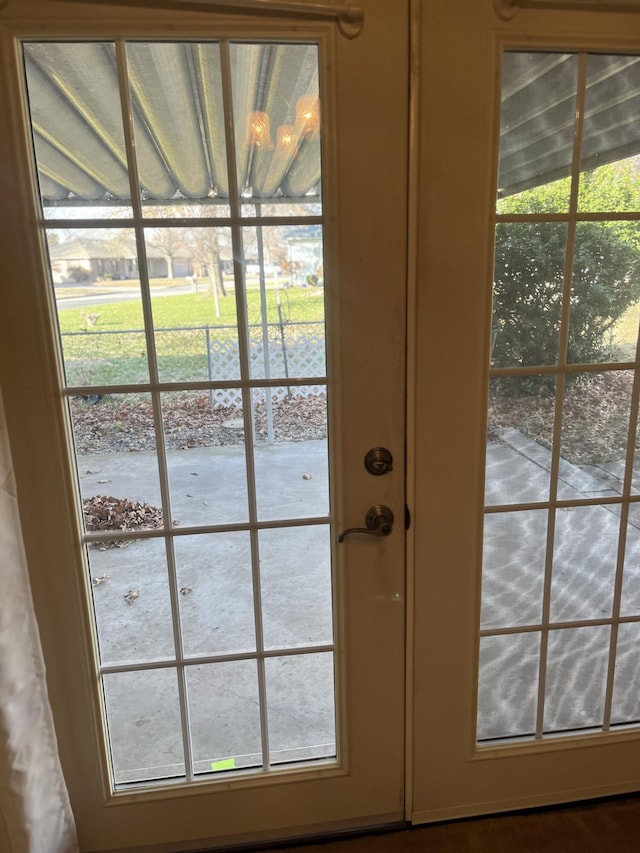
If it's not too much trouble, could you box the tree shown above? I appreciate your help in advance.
[185,226,227,318]
[147,227,188,279]
[132,204,231,318]
[492,159,640,390]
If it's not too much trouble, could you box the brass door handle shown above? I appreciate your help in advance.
[337,505,394,543]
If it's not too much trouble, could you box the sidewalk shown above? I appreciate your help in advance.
[55,279,185,300]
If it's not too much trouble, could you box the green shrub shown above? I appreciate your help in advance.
[492,221,640,372]
[492,163,640,392]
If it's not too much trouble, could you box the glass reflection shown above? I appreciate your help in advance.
[481,510,547,630]
[477,633,540,741]
[231,43,322,211]
[544,626,610,733]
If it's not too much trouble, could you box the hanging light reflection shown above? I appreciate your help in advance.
[276,124,296,153]
[245,111,274,149]
[295,96,320,135]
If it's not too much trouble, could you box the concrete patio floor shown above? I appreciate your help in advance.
[79,440,334,784]
[76,434,640,783]
[482,428,640,740]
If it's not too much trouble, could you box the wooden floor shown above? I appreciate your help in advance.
[264,794,640,853]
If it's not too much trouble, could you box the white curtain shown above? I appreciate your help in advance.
[0,389,79,853]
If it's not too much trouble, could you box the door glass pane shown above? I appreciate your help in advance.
[617,295,640,365]
[70,391,160,464]
[611,621,640,726]
[242,224,326,381]
[144,226,239,384]
[568,224,640,365]
[253,385,328,521]
[230,43,321,214]
[187,662,262,774]
[486,375,556,506]
[480,49,640,745]
[579,54,640,213]
[49,227,149,387]
[265,653,336,764]
[550,506,618,623]
[492,222,566,368]
[496,52,577,212]
[103,668,185,785]
[161,389,250,527]
[126,42,229,207]
[620,515,640,616]
[544,626,610,733]
[174,532,256,657]
[557,371,633,502]
[24,42,133,213]
[481,510,547,630]
[89,538,175,667]
[260,525,333,650]
[477,633,540,741]
[23,37,336,790]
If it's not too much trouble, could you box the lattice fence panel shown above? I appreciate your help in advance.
[209,332,326,409]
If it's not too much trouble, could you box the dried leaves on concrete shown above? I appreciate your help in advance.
[83,495,165,548]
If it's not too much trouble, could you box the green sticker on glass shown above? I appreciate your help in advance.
[211,758,236,771]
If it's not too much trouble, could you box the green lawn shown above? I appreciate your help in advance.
[57,283,325,333]
[57,284,326,387]
[613,299,640,359]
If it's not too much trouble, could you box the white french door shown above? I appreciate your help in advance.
[0,1,407,850]
[411,0,640,823]
[8,0,640,847]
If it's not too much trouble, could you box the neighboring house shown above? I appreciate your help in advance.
[48,236,138,282]
[286,234,324,285]
[48,235,192,282]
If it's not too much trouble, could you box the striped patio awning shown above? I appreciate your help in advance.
[21,43,640,205]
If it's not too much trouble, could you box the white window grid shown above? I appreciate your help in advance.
[481,50,640,742]
[28,37,337,787]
